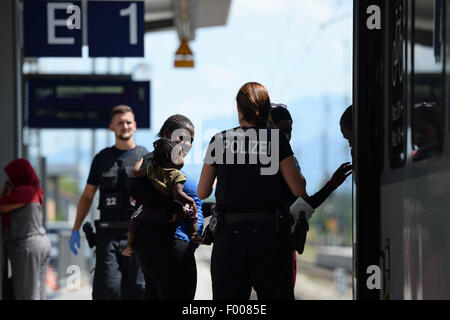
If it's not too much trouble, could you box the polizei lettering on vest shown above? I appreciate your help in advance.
[204,128,280,176]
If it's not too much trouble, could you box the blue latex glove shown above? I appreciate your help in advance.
[70,230,81,255]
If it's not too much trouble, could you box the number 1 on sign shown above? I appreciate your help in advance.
[120,3,137,45]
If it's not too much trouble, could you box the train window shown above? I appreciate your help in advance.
[411,0,444,161]
[389,0,407,169]
[447,0,450,138]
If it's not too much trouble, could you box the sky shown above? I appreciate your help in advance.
[28,0,353,194]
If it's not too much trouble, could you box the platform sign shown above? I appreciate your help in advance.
[23,0,83,57]
[88,1,145,57]
[25,75,150,129]
[174,39,194,68]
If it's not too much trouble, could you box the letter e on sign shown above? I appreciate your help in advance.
[23,0,82,57]
[48,2,77,44]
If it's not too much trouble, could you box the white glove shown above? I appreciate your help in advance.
[289,197,315,232]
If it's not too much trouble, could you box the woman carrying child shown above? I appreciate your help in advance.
[128,115,204,300]
[122,137,200,256]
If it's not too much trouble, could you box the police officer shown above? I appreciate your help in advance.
[69,105,148,300]
[197,82,307,300]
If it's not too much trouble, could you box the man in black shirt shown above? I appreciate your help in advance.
[270,103,352,209]
[69,105,148,300]
[271,103,352,285]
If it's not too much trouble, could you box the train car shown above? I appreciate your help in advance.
[354,0,450,299]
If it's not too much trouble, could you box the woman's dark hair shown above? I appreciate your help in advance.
[270,104,292,124]
[236,82,272,126]
[340,105,353,131]
[157,114,194,138]
[153,138,178,166]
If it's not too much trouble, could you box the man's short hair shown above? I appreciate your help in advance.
[340,105,353,131]
[110,105,134,121]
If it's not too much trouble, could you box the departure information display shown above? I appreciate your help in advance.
[25,75,150,129]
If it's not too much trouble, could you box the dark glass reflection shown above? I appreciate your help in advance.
[412,0,444,161]
[412,102,441,161]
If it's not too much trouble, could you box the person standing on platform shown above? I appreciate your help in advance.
[270,103,352,286]
[0,159,51,300]
[130,115,204,300]
[69,105,148,300]
[198,82,307,300]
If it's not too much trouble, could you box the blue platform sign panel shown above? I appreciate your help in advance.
[23,0,82,57]
[88,1,145,57]
[25,76,150,129]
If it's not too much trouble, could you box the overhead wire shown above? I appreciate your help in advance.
[268,0,299,100]
[277,9,352,99]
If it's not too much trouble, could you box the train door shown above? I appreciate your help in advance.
[353,0,384,300]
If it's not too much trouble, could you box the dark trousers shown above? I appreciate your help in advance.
[92,231,145,300]
[134,223,197,300]
[211,222,295,300]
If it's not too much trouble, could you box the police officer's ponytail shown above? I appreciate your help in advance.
[236,82,272,127]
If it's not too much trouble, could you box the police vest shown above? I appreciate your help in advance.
[96,146,148,221]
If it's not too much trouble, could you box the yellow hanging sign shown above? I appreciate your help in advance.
[174,39,194,68]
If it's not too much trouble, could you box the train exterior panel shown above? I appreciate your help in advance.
[381,172,450,299]
[355,0,450,299]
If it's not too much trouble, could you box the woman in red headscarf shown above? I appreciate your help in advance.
[0,158,51,300]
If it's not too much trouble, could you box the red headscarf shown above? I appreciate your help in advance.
[0,159,44,230]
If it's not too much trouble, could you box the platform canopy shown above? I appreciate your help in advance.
[144,0,231,34]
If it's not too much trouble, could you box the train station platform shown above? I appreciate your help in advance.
[48,245,352,300]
